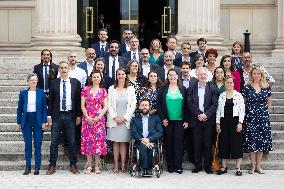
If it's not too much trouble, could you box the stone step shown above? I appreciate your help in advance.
[0,92,19,99]
[269,114,284,122]
[0,132,51,141]
[0,107,17,114]
[0,99,18,107]
[269,106,284,114]
[0,86,26,92]
[271,122,284,130]
[0,80,27,86]
[272,99,284,106]
[273,92,284,99]
[0,73,28,80]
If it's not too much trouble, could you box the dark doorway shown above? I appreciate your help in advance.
[138,0,165,49]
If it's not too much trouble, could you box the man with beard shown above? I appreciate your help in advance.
[119,29,133,55]
[190,38,207,59]
[139,48,160,77]
[90,28,109,58]
[158,51,181,82]
[77,48,96,77]
[122,35,141,63]
[130,99,163,176]
[33,49,59,100]
[104,40,127,79]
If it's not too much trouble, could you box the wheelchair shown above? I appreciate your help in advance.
[128,139,163,178]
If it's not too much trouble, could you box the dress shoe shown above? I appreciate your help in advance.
[168,168,174,173]
[34,167,40,175]
[175,169,183,174]
[192,166,202,173]
[46,166,56,175]
[69,165,80,175]
[146,170,153,175]
[23,167,31,175]
[139,170,144,177]
[205,168,213,174]
[217,167,227,175]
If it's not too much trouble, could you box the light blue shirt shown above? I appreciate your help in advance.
[142,114,149,138]
[198,83,206,112]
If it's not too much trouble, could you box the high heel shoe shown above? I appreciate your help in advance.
[95,166,101,174]
[121,164,127,173]
[84,166,92,174]
[112,164,119,173]
[217,167,227,175]
[23,167,31,175]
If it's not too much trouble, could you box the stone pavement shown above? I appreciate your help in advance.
[0,170,284,189]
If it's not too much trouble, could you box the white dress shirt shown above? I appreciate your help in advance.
[142,114,149,138]
[58,66,87,88]
[100,42,107,51]
[198,83,206,112]
[131,50,140,62]
[142,62,151,77]
[60,77,72,111]
[182,75,191,89]
[27,91,36,112]
[163,65,174,79]
[108,56,120,78]
[86,61,95,76]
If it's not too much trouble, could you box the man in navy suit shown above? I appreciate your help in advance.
[130,99,163,176]
[190,38,207,60]
[174,42,194,68]
[122,35,140,63]
[33,49,59,99]
[187,67,218,174]
[139,48,161,77]
[46,61,82,175]
[119,29,133,55]
[104,40,127,79]
[90,28,109,58]
[77,48,96,77]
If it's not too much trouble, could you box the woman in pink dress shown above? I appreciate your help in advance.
[81,70,108,174]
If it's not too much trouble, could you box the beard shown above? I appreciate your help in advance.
[141,109,149,115]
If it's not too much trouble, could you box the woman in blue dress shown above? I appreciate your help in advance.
[242,66,272,174]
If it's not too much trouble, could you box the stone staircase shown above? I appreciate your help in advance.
[0,57,284,170]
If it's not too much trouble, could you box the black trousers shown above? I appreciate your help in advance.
[192,121,213,169]
[164,120,184,170]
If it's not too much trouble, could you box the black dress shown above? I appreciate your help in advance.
[220,98,243,159]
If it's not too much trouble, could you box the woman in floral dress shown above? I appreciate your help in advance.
[81,70,108,174]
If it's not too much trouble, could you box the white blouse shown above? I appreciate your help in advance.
[27,91,36,112]
[216,90,245,124]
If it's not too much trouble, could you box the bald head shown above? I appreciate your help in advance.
[85,48,96,62]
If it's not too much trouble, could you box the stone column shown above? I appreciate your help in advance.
[30,0,82,52]
[175,0,227,53]
[272,0,284,57]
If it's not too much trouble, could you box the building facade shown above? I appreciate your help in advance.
[0,0,283,57]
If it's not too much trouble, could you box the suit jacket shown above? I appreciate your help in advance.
[33,62,59,90]
[119,42,128,56]
[157,52,182,67]
[104,56,127,78]
[186,81,218,126]
[48,78,82,121]
[173,56,194,68]
[106,85,137,129]
[156,66,181,82]
[90,42,110,58]
[77,60,94,76]
[16,88,47,128]
[130,115,163,143]
[122,51,141,63]
[157,85,189,123]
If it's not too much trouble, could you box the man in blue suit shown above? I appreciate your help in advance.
[119,29,133,55]
[77,48,96,77]
[122,35,140,63]
[90,28,109,58]
[130,99,163,176]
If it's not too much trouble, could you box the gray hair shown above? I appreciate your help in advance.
[27,73,38,82]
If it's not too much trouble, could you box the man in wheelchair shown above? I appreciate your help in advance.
[130,99,163,176]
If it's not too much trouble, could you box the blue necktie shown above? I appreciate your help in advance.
[112,58,116,79]
[44,64,49,91]
[62,80,66,111]
[101,45,105,57]
[133,52,136,60]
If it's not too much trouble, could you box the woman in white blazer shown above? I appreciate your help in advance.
[106,68,136,173]
[216,75,245,176]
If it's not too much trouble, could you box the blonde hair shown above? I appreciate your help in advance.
[249,66,269,88]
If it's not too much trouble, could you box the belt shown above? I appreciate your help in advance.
[60,110,73,114]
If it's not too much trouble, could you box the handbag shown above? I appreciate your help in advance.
[212,132,220,173]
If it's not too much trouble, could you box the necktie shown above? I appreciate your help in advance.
[101,45,105,52]
[44,64,49,91]
[62,80,66,111]
[133,52,136,60]
[112,58,116,79]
